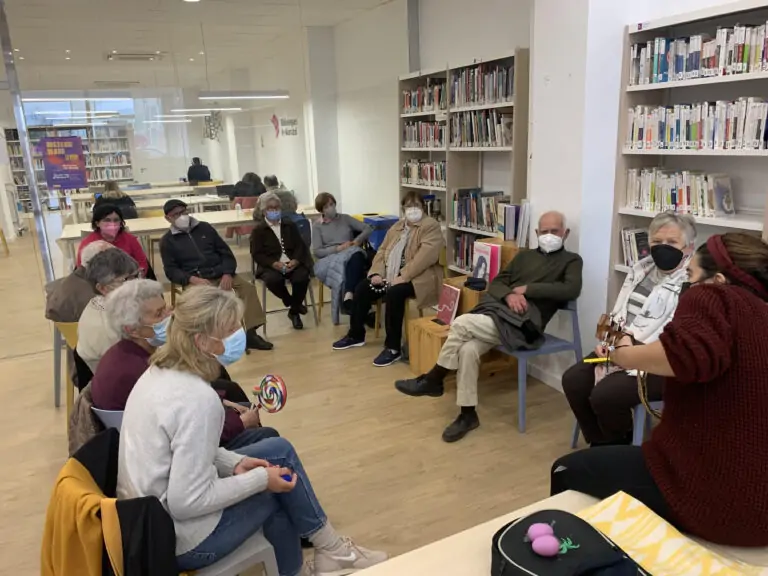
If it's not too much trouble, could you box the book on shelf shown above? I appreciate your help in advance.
[625,168,735,217]
[450,109,513,148]
[436,283,461,325]
[629,23,768,86]
[516,199,531,248]
[401,159,446,188]
[621,228,650,267]
[422,194,443,222]
[402,121,445,148]
[87,167,134,181]
[452,188,507,232]
[450,62,515,108]
[402,78,447,114]
[472,241,501,282]
[625,98,768,151]
[454,232,476,272]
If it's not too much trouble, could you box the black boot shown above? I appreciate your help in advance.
[395,374,444,397]
[442,409,480,443]
[288,311,304,330]
[246,328,273,350]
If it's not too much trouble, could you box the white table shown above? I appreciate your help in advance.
[133,195,229,213]
[69,186,198,223]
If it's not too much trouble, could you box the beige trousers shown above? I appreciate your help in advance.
[227,274,266,330]
[437,313,501,407]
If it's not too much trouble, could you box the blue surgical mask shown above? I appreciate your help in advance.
[265,210,281,222]
[145,316,170,347]
[213,328,247,366]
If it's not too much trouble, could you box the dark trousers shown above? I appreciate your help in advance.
[348,279,415,351]
[344,252,368,294]
[551,446,677,528]
[562,353,664,445]
[260,265,310,315]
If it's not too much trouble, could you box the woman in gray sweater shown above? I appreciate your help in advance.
[117,285,387,575]
[312,192,372,319]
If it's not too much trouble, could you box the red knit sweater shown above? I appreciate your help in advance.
[645,284,768,547]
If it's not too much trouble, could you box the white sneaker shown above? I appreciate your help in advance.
[309,537,388,576]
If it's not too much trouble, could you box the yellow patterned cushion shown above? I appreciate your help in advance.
[577,492,766,575]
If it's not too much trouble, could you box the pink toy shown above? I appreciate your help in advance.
[526,523,554,542]
[531,535,560,557]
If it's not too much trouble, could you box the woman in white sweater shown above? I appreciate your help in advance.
[117,286,387,576]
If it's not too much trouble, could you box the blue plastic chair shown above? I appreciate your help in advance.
[497,301,582,433]
[571,401,664,448]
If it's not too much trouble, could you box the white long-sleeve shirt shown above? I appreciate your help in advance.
[117,365,268,555]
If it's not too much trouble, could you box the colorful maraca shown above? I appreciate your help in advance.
[253,374,288,413]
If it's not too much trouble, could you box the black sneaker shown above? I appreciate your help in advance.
[333,335,366,350]
[442,412,480,443]
[288,311,304,330]
[395,375,444,397]
[246,331,274,350]
[373,348,401,367]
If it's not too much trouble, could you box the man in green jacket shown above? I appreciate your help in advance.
[395,211,583,442]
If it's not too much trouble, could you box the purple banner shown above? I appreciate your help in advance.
[40,136,88,190]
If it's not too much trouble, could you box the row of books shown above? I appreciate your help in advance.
[401,80,447,114]
[87,142,130,153]
[450,110,513,148]
[452,188,507,232]
[91,128,129,139]
[87,153,130,167]
[402,121,445,149]
[87,167,133,182]
[7,143,22,157]
[625,99,768,151]
[625,168,735,218]
[454,232,478,271]
[450,63,514,108]
[400,159,446,188]
[621,228,650,267]
[629,24,768,86]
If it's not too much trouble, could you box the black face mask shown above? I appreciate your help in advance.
[650,244,684,272]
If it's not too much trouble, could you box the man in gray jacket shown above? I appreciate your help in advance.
[395,211,583,442]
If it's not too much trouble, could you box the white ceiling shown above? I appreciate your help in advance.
[4,0,393,90]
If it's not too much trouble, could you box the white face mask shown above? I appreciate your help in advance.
[174,214,191,230]
[405,207,423,224]
[538,233,563,254]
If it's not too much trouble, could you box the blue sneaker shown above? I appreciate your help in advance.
[333,336,366,350]
[373,348,402,367]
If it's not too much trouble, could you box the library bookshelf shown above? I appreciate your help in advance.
[398,48,529,277]
[609,0,768,303]
[4,124,134,212]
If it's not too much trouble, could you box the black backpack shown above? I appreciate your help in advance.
[491,510,649,576]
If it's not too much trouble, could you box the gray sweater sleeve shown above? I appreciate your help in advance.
[345,214,373,244]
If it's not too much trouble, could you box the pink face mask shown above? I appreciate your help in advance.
[100,222,121,239]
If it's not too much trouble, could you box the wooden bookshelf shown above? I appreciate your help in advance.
[609,1,768,303]
[4,124,135,213]
[398,48,530,276]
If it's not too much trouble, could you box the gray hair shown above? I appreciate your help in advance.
[105,279,165,337]
[81,240,114,267]
[649,211,697,245]
[538,210,567,229]
[257,191,282,211]
[85,248,139,288]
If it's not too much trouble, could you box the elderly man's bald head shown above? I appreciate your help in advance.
[537,211,567,234]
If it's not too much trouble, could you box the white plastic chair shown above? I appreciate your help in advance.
[91,408,124,430]
[196,530,279,576]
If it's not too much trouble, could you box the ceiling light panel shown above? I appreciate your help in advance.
[198,90,289,100]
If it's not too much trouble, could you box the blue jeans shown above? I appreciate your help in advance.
[176,437,327,576]
[225,426,280,450]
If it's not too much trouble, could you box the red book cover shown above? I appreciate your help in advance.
[436,284,461,325]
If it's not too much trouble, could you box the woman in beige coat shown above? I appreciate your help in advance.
[333,191,444,366]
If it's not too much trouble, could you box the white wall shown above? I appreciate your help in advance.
[419,0,532,70]
[334,0,409,216]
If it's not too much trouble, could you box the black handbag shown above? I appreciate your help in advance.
[491,510,648,576]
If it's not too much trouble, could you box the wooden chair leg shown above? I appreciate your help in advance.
[374,301,382,339]
[318,282,324,315]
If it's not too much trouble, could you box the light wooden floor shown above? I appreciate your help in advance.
[0,228,578,576]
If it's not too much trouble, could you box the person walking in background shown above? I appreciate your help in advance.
[562,211,696,447]
[187,157,211,184]
[312,192,372,322]
[250,193,314,330]
[159,199,273,350]
[93,180,138,219]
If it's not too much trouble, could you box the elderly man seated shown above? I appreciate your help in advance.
[76,248,140,374]
[160,199,272,350]
[45,240,114,323]
[91,279,278,449]
[395,211,583,442]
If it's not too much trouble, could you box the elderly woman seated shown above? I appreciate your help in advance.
[76,248,140,374]
[118,285,387,574]
[562,211,697,446]
[91,279,277,449]
[250,192,314,330]
[312,192,372,323]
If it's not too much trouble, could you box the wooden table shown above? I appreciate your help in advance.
[69,186,198,223]
[358,492,598,575]
[133,195,229,213]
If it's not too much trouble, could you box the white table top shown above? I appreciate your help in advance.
[69,186,196,202]
[357,492,599,576]
[133,195,228,211]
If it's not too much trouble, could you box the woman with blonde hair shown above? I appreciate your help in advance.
[93,180,138,219]
[117,285,387,575]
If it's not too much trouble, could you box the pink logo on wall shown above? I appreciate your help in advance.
[271,114,280,138]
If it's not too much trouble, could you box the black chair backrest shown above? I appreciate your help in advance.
[216,184,235,198]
